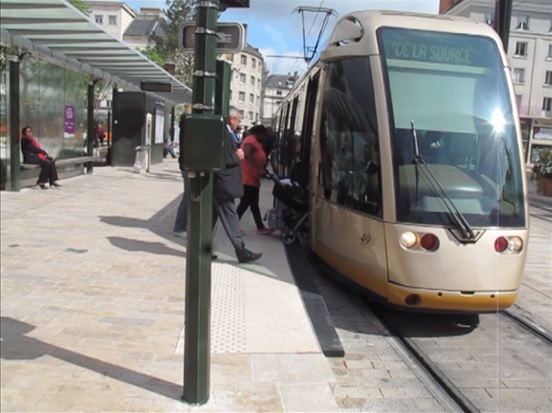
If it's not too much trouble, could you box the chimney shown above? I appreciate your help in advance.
[439,0,458,14]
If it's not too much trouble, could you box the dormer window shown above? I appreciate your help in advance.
[517,16,529,30]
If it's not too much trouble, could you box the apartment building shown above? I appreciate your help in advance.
[221,45,265,128]
[85,0,136,40]
[261,73,299,126]
[440,0,552,162]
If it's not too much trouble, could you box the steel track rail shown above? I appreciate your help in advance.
[502,307,552,345]
[369,305,478,413]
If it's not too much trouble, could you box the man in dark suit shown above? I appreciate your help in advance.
[213,106,262,264]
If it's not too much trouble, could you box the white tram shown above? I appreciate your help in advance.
[273,10,529,312]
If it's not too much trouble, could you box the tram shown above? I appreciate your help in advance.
[273,10,529,312]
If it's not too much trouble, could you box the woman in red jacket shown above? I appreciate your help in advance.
[237,125,273,234]
[20,126,61,190]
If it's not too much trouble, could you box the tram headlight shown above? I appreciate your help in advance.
[507,236,523,253]
[495,236,523,254]
[399,231,417,249]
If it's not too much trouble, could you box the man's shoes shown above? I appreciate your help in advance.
[237,249,262,264]
[257,227,274,235]
[173,231,187,238]
[51,182,62,188]
[37,183,48,190]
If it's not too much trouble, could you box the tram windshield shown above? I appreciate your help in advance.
[379,27,525,227]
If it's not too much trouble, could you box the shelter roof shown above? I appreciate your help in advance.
[0,0,191,104]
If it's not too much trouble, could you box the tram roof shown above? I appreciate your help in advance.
[0,0,191,104]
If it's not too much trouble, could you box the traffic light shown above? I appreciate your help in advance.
[219,0,249,11]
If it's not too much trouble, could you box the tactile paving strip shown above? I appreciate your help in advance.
[210,264,247,353]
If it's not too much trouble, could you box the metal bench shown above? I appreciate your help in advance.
[20,156,94,187]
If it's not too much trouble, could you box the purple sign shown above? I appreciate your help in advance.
[64,105,75,135]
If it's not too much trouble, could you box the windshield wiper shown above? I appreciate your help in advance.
[410,121,476,240]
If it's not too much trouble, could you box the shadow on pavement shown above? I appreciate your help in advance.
[0,316,183,401]
[107,236,185,257]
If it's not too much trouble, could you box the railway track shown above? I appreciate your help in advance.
[502,305,552,344]
[368,303,552,412]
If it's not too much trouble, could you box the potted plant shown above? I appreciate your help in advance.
[533,147,552,196]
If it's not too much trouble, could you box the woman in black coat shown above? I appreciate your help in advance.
[20,126,61,190]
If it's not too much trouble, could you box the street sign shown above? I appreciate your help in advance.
[141,81,172,92]
[179,22,246,53]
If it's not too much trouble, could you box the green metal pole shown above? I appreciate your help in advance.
[8,55,21,192]
[182,0,219,405]
[215,60,231,118]
[494,0,513,51]
[86,80,95,174]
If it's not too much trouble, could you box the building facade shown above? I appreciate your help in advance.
[440,0,552,163]
[123,8,165,51]
[221,45,264,128]
[261,73,299,126]
[85,0,136,41]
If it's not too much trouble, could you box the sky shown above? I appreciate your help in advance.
[124,0,440,76]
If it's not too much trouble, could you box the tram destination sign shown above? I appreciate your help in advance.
[179,22,246,53]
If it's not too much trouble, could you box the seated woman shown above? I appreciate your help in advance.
[20,126,61,190]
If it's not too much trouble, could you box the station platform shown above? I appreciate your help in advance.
[1,159,550,412]
[0,159,342,412]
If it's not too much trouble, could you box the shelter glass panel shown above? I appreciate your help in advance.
[20,57,87,159]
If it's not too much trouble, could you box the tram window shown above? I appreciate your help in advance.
[319,57,381,217]
[380,28,525,227]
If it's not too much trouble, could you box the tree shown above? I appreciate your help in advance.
[143,0,196,86]
[67,0,91,14]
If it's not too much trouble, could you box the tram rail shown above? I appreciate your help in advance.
[502,305,552,344]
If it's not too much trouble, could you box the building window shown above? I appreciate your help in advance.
[546,71,552,86]
[548,45,552,59]
[241,55,247,65]
[250,75,255,86]
[95,15,103,24]
[249,93,254,104]
[484,12,494,25]
[108,15,117,25]
[106,99,112,108]
[516,15,529,30]
[258,78,261,87]
[276,90,283,96]
[252,59,256,69]
[543,97,552,112]
[514,42,528,57]
[248,111,254,121]
[239,73,246,84]
[513,68,525,83]
[239,91,245,102]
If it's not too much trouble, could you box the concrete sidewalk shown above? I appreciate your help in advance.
[0,160,339,412]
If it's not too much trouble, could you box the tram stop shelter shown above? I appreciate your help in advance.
[0,0,192,191]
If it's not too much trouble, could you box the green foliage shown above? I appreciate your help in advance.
[142,46,166,67]
[146,0,196,85]
[67,0,91,14]
[534,147,552,178]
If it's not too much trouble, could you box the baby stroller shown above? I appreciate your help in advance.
[264,163,309,245]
